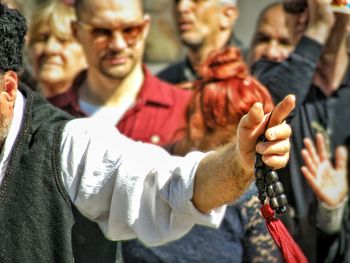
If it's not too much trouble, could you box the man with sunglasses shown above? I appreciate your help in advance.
[252,0,350,262]
[47,0,195,262]
[49,0,191,146]
[157,0,242,88]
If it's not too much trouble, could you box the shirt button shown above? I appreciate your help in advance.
[150,135,161,144]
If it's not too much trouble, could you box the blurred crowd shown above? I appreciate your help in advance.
[2,0,350,262]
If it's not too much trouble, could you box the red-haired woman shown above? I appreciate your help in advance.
[173,47,274,154]
[122,47,282,263]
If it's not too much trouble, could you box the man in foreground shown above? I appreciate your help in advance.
[0,3,294,262]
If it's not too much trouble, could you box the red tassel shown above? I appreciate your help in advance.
[261,204,308,263]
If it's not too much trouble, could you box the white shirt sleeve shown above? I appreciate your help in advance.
[60,119,226,246]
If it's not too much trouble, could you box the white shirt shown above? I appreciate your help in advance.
[0,91,225,246]
[79,99,133,126]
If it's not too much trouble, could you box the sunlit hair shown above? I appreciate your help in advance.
[173,47,274,154]
[28,1,76,46]
[194,47,273,129]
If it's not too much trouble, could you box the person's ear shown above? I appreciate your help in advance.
[0,70,18,106]
[220,6,238,30]
[142,14,151,39]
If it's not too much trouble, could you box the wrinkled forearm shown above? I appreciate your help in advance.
[192,143,254,213]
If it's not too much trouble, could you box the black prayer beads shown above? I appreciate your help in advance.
[254,135,287,215]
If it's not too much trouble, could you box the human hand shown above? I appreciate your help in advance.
[236,94,295,172]
[305,0,335,44]
[301,133,348,207]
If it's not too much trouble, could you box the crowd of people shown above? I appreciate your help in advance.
[0,0,349,262]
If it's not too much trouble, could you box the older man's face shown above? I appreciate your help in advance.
[175,0,224,48]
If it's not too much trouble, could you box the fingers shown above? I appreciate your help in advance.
[257,139,290,156]
[261,153,290,170]
[335,145,348,172]
[303,137,320,166]
[256,137,290,170]
[301,165,320,194]
[315,133,328,161]
[236,95,294,171]
[267,94,295,128]
[239,102,264,130]
[301,148,317,176]
[265,122,292,141]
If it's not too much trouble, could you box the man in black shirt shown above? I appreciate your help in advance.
[253,0,350,262]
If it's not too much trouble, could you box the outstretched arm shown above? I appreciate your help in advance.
[61,95,294,244]
[192,95,295,213]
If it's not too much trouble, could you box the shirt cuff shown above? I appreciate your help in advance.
[316,196,348,234]
[167,151,227,229]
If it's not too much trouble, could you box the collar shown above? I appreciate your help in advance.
[0,90,26,181]
[134,66,174,107]
[49,66,175,113]
[182,58,199,82]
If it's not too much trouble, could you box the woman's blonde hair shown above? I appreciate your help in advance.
[28,1,76,45]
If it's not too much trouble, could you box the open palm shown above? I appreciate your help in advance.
[301,133,348,207]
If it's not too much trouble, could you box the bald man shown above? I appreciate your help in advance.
[249,2,294,65]
[157,0,242,87]
[48,0,196,261]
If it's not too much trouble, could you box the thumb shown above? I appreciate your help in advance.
[239,102,264,130]
[335,146,348,171]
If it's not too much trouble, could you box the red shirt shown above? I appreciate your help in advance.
[48,67,192,145]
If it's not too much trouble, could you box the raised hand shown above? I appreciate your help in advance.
[236,94,295,172]
[301,133,348,207]
[305,0,335,44]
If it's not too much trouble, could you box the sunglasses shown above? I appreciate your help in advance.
[283,0,308,14]
[77,20,147,46]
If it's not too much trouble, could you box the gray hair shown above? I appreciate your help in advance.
[218,0,237,5]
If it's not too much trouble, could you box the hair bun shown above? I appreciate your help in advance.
[199,47,248,82]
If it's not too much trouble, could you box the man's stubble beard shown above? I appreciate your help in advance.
[98,56,138,80]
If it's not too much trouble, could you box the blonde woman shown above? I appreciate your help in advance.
[27,1,86,98]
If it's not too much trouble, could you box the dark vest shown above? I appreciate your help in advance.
[0,86,120,262]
